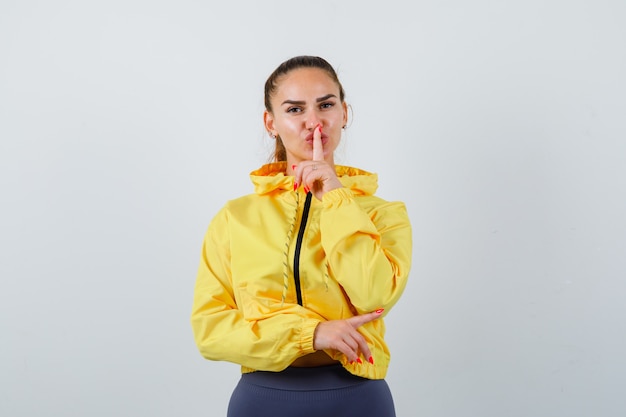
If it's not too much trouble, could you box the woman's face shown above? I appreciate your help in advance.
[264,67,348,167]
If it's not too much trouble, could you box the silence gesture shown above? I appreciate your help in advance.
[293,124,343,200]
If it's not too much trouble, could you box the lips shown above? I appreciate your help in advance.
[304,132,329,144]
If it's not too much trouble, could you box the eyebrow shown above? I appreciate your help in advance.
[281,94,337,106]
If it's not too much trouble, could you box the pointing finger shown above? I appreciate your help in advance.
[313,124,324,161]
[347,309,385,328]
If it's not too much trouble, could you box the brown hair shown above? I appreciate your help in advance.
[264,56,346,162]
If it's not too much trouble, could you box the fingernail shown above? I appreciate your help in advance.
[349,360,355,365]
[376,308,385,314]
[304,186,309,194]
[292,164,297,171]
[368,356,374,365]
[317,124,322,132]
[357,358,363,364]
[293,182,298,191]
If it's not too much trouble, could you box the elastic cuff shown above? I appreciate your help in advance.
[300,319,320,353]
[322,187,354,207]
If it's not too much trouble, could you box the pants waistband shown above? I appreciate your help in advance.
[241,364,368,391]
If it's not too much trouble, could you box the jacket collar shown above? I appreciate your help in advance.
[250,162,379,196]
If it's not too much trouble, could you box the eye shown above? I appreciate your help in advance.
[320,102,335,110]
[286,106,302,113]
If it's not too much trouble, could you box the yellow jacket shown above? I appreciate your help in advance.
[191,162,412,379]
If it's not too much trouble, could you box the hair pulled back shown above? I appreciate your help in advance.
[264,56,346,162]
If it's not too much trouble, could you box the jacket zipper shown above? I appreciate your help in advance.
[293,192,313,306]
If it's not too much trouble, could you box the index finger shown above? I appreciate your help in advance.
[313,124,324,161]
[347,309,384,328]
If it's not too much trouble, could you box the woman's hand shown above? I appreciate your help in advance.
[313,309,384,364]
[293,124,343,200]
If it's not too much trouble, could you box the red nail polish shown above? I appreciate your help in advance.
[317,124,322,132]
[304,186,309,194]
[368,356,374,364]
[293,182,298,191]
[376,308,384,314]
[349,360,355,365]
[357,358,363,364]
[292,164,297,171]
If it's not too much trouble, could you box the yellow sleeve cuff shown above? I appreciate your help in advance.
[301,319,320,353]
[322,187,354,207]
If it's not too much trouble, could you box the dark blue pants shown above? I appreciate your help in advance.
[227,364,396,417]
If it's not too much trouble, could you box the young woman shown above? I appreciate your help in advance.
[191,55,412,417]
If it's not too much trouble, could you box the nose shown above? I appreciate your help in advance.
[306,111,322,130]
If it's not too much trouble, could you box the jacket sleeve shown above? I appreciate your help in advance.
[320,188,412,314]
[190,206,322,372]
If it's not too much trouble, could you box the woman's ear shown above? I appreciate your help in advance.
[342,102,348,127]
[264,110,276,136]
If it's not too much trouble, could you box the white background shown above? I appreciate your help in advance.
[1,1,625,416]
